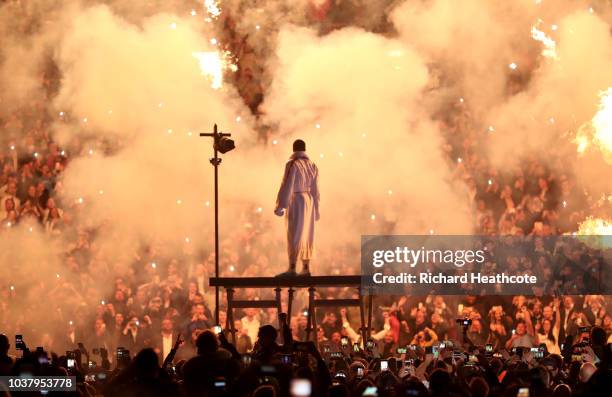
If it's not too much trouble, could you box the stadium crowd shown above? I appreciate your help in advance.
[1,1,611,396]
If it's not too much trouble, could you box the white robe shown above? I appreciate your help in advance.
[275,151,320,264]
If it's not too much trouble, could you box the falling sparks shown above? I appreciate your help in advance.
[429,229,435,235]
[549,117,555,124]
[459,97,465,103]
[185,237,191,243]
[101,300,105,305]
[387,189,393,195]
[315,123,321,129]
[362,133,367,138]
[192,51,236,90]
[205,0,221,18]
[488,125,495,133]
[487,179,493,185]
[56,273,60,279]
[169,22,177,29]
[256,207,263,213]
[167,128,173,134]
[158,102,164,108]
[319,153,324,158]
[562,200,567,208]
[508,62,518,70]
[151,262,157,269]
[191,10,197,16]
[575,88,612,163]
[88,149,94,155]
[338,151,344,157]
[10,285,14,291]
[83,117,88,123]
[77,197,84,204]
[255,25,261,30]
[229,265,235,272]
[530,25,558,59]
[457,157,463,163]
[10,145,15,150]
[272,139,278,145]
[235,116,241,122]
[210,38,218,46]
[59,111,65,117]
[176,199,182,205]
[578,217,611,234]
[204,201,210,207]
[99,189,104,195]
[370,214,376,221]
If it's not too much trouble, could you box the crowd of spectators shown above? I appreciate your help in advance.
[1,0,611,396]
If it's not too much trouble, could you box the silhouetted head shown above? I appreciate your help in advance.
[0,334,9,355]
[195,330,219,355]
[293,139,306,152]
[257,325,278,349]
[132,348,159,380]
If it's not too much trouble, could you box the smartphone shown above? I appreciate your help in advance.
[242,354,252,365]
[485,344,493,353]
[380,360,388,371]
[432,345,439,358]
[15,335,24,350]
[405,359,414,366]
[281,354,292,364]
[67,358,75,369]
[214,379,226,389]
[363,386,378,396]
[357,367,364,377]
[291,379,312,397]
[366,340,375,350]
[353,343,360,353]
[517,387,529,397]
[213,325,222,335]
[341,336,349,347]
[88,360,95,369]
[439,342,446,349]
[397,347,407,354]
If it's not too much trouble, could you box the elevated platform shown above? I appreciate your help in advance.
[210,275,372,345]
[210,275,364,288]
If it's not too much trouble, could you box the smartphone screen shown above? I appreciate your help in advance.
[380,360,388,371]
[341,336,348,346]
[363,386,378,396]
[67,358,75,368]
[15,335,24,350]
[357,367,364,377]
[486,344,493,353]
[353,343,360,352]
[213,325,222,335]
[291,379,312,397]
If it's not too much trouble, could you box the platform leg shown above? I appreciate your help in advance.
[358,286,367,343]
[226,287,236,344]
[367,289,373,340]
[305,286,316,342]
[287,287,295,320]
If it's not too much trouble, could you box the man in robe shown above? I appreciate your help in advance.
[274,139,320,276]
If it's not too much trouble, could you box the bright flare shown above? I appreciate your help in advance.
[205,0,221,19]
[530,25,558,59]
[192,51,236,90]
[575,88,612,163]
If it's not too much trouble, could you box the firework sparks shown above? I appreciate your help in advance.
[576,217,612,248]
[530,25,558,59]
[205,0,221,19]
[575,88,612,163]
[192,47,237,90]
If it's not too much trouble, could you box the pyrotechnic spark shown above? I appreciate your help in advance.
[551,24,558,31]
[562,200,567,208]
[176,199,182,205]
[192,51,236,90]
[229,265,235,272]
[319,153,324,158]
[361,133,367,138]
[575,88,612,163]
[99,189,104,195]
[151,262,157,269]
[191,10,197,16]
[10,145,14,150]
[108,110,113,114]
[256,25,261,31]
[205,0,221,19]
[60,150,65,156]
[56,273,60,279]
[158,102,164,108]
[487,179,493,185]
[59,111,64,117]
[272,139,278,145]
[235,116,241,122]
[210,38,218,46]
[33,152,38,157]
[10,286,14,291]
[204,201,210,206]
[530,25,558,59]
[167,128,173,134]
[83,117,88,123]
[77,197,84,204]
[315,123,321,129]
[387,190,393,195]
[459,97,465,103]
[508,62,518,70]
[370,214,376,221]
[488,125,495,133]
[578,217,612,234]
[88,149,94,155]
[187,131,193,136]
[338,152,343,157]
[429,229,435,235]
[185,237,191,243]
[457,157,463,163]
[169,22,177,29]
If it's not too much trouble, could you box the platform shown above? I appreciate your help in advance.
[209,275,373,345]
